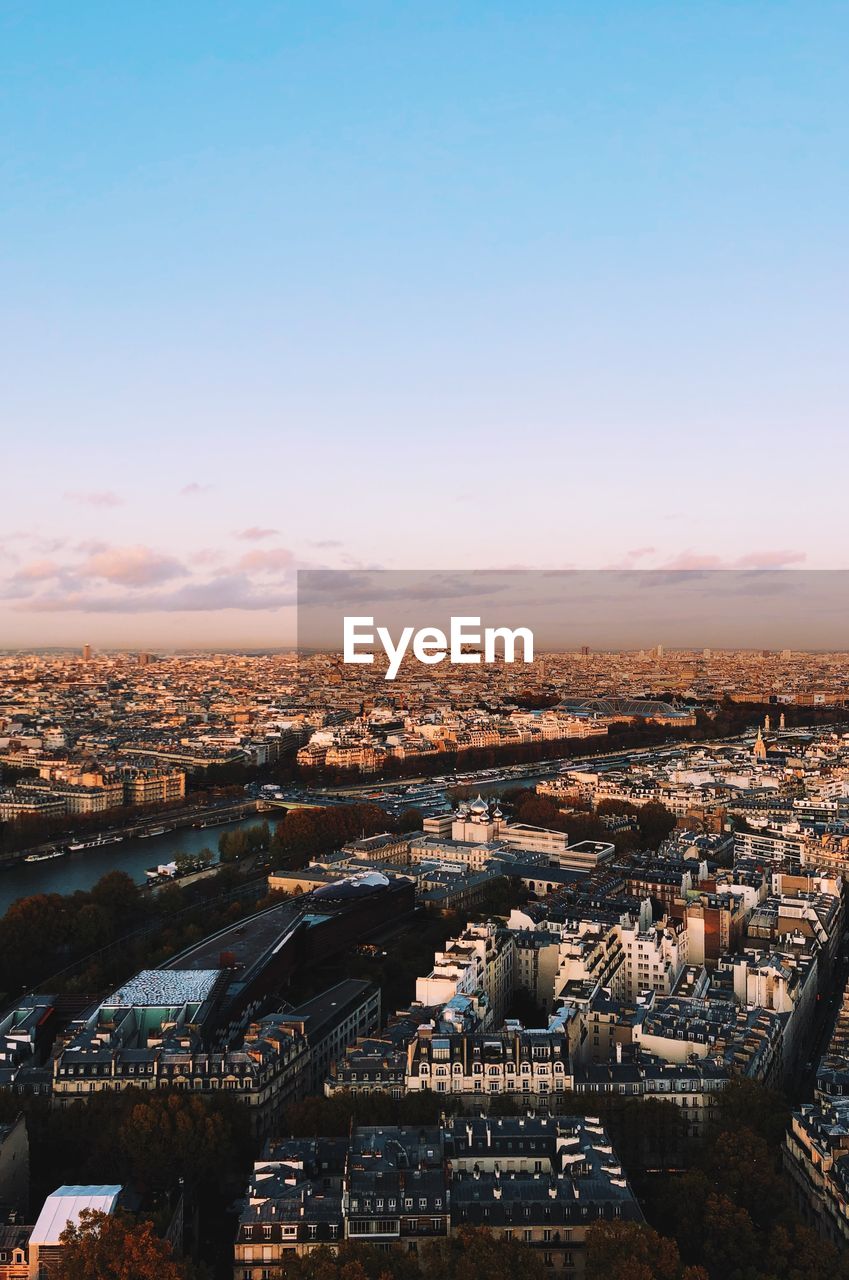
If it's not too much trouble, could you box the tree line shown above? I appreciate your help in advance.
[502,788,677,853]
[0,866,276,998]
[0,802,405,998]
[298,698,848,787]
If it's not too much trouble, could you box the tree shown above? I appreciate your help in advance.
[700,1192,760,1278]
[218,828,249,861]
[397,808,424,833]
[711,1077,791,1148]
[585,1221,706,1280]
[34,1088,252,1201]
[635,802,676,849]
[282,1242,419,1280]
[700,1127,787,1230]
[56,1210,195,1280]
[763,1221,849,1280]
[89,871,141,919]
[423,1225,546,1280]
[117,1091,250,1195]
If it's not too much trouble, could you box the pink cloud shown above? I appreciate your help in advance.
[236,548,296,572]
[81,545,187,587]
[179,482,212,497]
[734,549,807,569]
[16,559,62,581]
[18,573,295,614]
[189,548,226,566]
[658,551,725,570]
[660,548,807,571]
[234,526,279,541]
[63,489,123,508]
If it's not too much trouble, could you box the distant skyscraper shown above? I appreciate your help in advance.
[703,648,711,659]
[580,645,590,657]
[656,644,664,658]
[82,644,92,662]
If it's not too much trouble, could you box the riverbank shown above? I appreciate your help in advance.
[0,812,271,914]
[0,797,261,869]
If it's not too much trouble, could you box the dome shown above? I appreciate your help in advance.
[469,794,489,813]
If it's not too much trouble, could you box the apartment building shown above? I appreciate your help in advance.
[414,923,514,1030]
[234,1117,640,1280]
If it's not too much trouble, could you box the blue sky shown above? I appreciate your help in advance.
[1,2,847,645]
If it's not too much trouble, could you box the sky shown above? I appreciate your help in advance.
[1,2,848,648]
[298,571,849,653]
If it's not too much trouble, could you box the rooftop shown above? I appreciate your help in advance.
[31,1185,122,1246]
[104,969,220,1008]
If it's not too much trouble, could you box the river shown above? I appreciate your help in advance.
[0,816,268,915]
[0,744,676,914]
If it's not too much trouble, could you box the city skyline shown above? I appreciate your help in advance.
[3,2,849,645]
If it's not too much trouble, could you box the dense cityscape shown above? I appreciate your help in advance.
[3,2,844,1276]
[0,647,848,1277]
